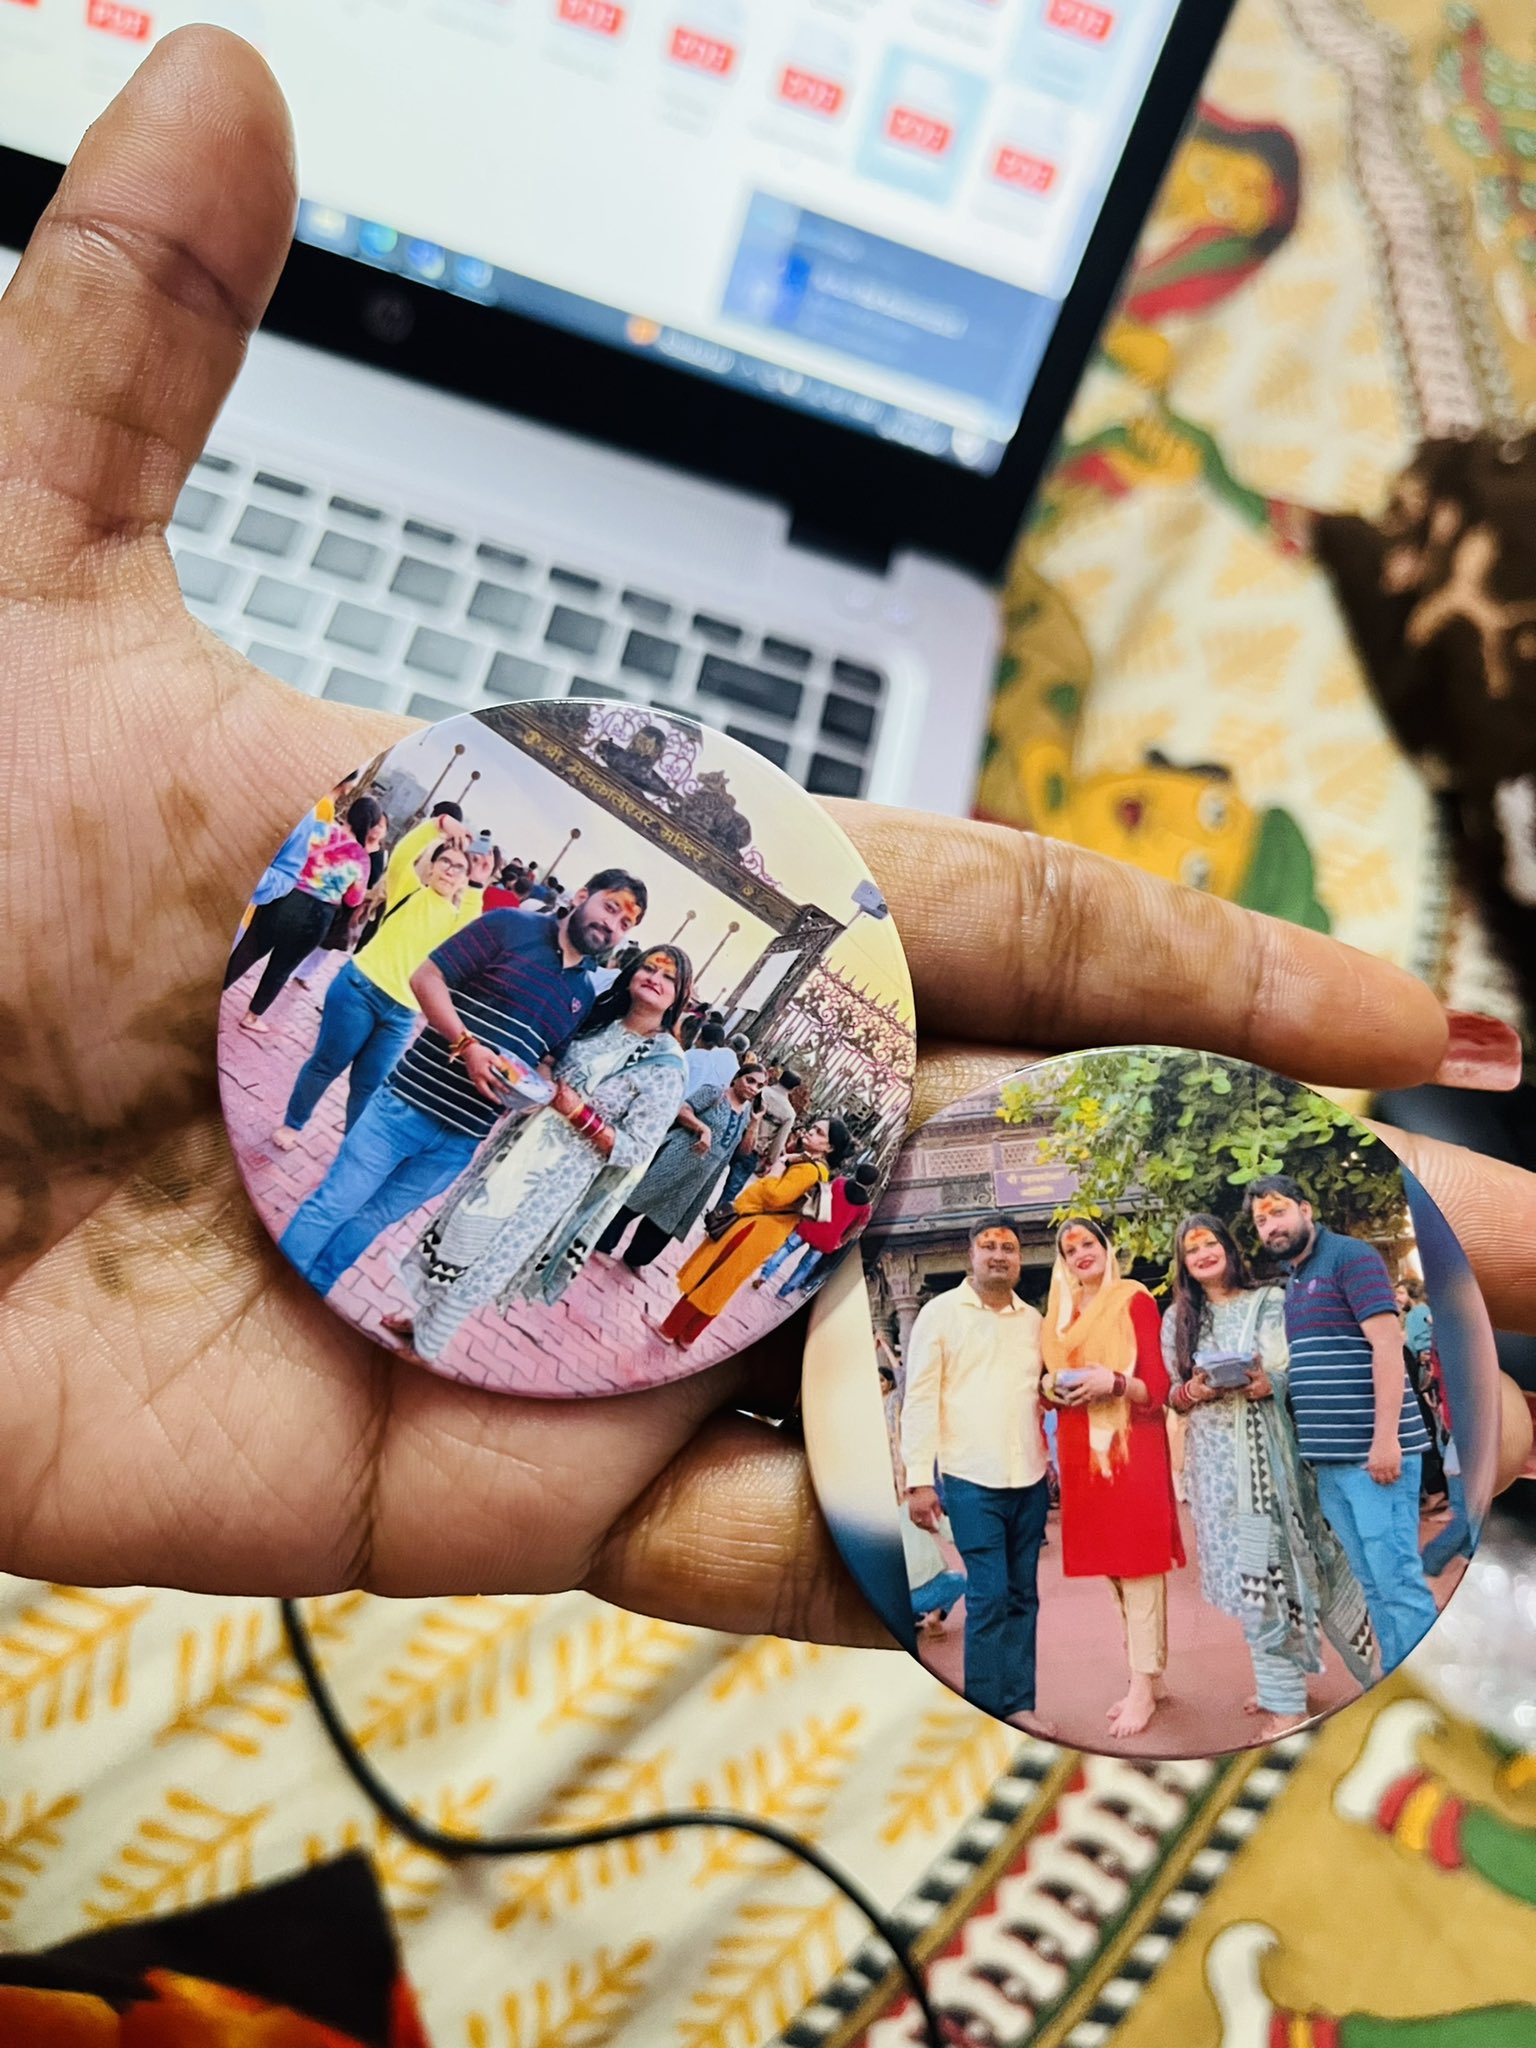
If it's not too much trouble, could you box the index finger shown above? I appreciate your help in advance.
[831,804,1448,1090]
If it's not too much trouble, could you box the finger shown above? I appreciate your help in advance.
[580,1410,893,1649]
[0,26,294,587]
[1373,1122,1536,1335]
[1497,1374,1533,1493]
[830,804,1448,1090]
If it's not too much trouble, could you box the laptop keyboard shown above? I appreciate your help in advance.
[171,449,886,799]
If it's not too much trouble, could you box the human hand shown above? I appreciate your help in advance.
[460,1041,511,1106]
[1244,1364,1274,1402]
[907,1486,943,1534]
[1368,1435,1404,1486]
[550,1081,585,1121]
[1185,1372,1221,1406]
[1071,1366,1120,1402]
[1,32,1532,1654]
[691,1130,714,1156]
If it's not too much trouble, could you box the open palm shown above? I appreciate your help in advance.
[1,30,1530,1638]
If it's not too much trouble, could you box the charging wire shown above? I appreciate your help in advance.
[280,1600,942,2047]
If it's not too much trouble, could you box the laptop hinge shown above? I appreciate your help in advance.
[786,512,893,579]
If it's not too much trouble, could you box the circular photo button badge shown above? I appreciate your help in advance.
[219,701,915,1398]
[803,1048,1499,1760]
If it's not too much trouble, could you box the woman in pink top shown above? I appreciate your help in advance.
[223,795,382,1035]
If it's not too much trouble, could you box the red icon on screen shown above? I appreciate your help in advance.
[1046,0,1114,43]
[670,25,736,76]
[992,145,1057,192]
[778,65,845,117]
[2,1,44,12]
[885,104,953,156]
[558,0,625,34]
[86,0,152,35]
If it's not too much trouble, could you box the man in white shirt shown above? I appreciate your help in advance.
[902,1215,1052,1734]
[685,1020,739,1096]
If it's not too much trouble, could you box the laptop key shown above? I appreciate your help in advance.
[621,588,673,625]
[568,677,630,700]
[831,657,886,696]
[761,635,814,672]
[244,576,317,631]
[408,692,465,723]
[404,517,458,545]
[726,724,790,770]
[325,667,395,710]
[248,641,317,689]
[325,602,395,655]
[173,551,236,606]
[329,494,384,521]
[195,451,238,476]
[171,484,224,534]
[406,626,474,681]
[230,505,303,557]
[391,555,458,607]
[821,694,876,747]
[313,530,384,581]
[467,580,536,634]
[545,605,606,657]
[620,629,681,682]
[486,650,556,697]
[696,654,802,723]
[807,753,864,798]
[691,613,742,647]
[254,470,310,497]
[478,541,532,574]
[550,566,603,597]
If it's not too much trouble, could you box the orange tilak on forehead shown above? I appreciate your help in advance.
[1061,1229,1099,1253]
[641,950,676,975]
[1252,1196,1290,1220]
[1183,1230,1220,1252]
[604,891,643,923]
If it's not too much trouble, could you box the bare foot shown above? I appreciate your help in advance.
[380,1312,415,1341]
[1243,1696,1264,1716]
[270,1127,300,1153]
[643,1311,682,1347]
[1009,1708,1059,1739]
[1252,1709,1308,1743]
[1152,1675,1169,1702]
[751,1274,768,1289]
[238,1013,269,1035]
[1107,1676,1159,1741]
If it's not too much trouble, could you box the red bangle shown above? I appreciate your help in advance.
[1113,1371,1128,1399]
[447,1031,478,1061]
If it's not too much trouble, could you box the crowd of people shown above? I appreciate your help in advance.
[225,792,879,1378]
[887,1177,1458,1745]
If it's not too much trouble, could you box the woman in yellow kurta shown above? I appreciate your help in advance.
[655,1116,852,1350]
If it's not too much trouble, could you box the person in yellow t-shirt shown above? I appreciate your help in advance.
[270,838,484,1152]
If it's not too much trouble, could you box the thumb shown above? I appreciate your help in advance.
[0,26,295,593]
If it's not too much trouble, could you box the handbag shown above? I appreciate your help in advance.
[703,1205,738,1241]
[797,1174,834,1225]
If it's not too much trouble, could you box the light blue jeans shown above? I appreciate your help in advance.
[279,1088,478,1297]
[757,1232,825,1297]
[1314,1454,1438,1673]
[284,959,415,1134]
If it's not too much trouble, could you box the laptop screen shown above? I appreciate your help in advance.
[1,0,1180,477]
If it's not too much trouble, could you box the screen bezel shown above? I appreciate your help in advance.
[0,0,1235,582]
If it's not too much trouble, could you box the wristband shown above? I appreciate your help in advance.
[1112,1371,1128,1399]
[447,1031,478,1061]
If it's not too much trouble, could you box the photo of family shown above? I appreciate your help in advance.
[840,1050,1490,1758]
[218,700,916,1398]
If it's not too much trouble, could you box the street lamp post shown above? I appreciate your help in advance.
[697,920,740,1002]
[408,741,465,827]
[451,767,481,811]
[669,908,697,945]
[547,825,582,881]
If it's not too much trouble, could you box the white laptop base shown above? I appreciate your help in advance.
[3,231,998,822]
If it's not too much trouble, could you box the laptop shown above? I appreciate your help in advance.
[0,0,1233,817]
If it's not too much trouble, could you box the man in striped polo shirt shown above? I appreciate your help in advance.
[280,868,648,1298]
[1244,1174,1437,1674]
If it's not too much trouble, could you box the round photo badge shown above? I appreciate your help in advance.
[803,1048,1501,1760]
[219,701,915,1397]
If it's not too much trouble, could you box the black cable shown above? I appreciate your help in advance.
[280,1600,943,2047]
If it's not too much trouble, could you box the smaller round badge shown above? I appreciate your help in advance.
[219,701,915,1397]
[803,1048,1500,1760]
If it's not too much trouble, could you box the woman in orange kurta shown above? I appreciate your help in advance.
[1043,1216,1185,1742]
[655,1117,852,1350]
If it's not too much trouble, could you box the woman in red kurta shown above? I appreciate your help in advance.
[1042,1216,1185,1741]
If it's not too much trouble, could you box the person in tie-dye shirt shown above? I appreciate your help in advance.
[224,794,383,1035]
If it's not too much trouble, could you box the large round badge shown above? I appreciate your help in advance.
[219,701,914,1397]
[803,1048,1499,1759]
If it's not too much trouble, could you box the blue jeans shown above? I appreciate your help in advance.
[284,960,415,1134]
[1315,1454,1439,1673]
[912,1569,967,1621]
[279,1089,478,1297]
[942,1474,1050,1719]
[1421,1467,1473,1578]
[758,1233,824,1297]
[721,1153,757,1209]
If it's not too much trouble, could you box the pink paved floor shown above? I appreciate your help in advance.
[218,953,789,1397]
[915,1501,1467,1759]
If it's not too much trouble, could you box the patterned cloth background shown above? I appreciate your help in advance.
[6,0,1536,2042]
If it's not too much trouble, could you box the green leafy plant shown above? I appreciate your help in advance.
[997,1050,1407,1267]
